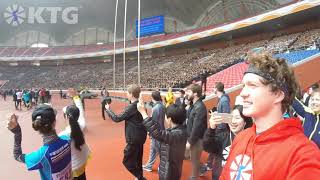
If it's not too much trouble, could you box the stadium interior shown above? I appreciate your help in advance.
[0,0,320,179]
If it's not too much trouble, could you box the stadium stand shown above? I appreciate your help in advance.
[201,49,320,93]
[1,27,319,90]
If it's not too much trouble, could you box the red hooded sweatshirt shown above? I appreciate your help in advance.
[220,118,320,180]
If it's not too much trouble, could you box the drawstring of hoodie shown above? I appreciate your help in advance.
[235,135,254,180]
[251,136,257,180]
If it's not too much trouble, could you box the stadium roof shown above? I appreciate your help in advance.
[0,0,295,46]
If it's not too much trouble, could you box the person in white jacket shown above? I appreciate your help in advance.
[60,88,86,134]
[60,88,90,180]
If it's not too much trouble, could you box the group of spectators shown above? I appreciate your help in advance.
[0,28,319,91]
[7,88,51,110]
[102,52,320,180]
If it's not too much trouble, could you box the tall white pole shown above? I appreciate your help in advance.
[137,0,141,86]
[123,0,127,90]
[113,0,119,89]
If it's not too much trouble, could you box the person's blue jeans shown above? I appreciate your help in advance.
[144,137,159,168]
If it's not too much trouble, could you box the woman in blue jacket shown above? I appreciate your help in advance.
[292,90,320,148]
[7,104,72,180]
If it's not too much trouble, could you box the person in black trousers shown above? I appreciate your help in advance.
[175,89,186,107]
[185,84,208,180]
[138,102,188,180]
[200,70,208,92]
[104,84,147,180]
[13,90,18,109]
[101,91,111,120]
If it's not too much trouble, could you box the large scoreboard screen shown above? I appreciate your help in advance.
[136,15,165,38]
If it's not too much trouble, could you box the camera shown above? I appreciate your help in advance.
[106,97,112,104]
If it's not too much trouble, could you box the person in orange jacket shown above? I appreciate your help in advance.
[219,53,320,180]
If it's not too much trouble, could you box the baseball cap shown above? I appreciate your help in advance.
[32,104,56,124]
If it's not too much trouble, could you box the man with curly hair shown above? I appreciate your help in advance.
[219,53,320,180]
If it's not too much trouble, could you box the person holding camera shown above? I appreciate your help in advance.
[104,84,147,180]
[101,89,111,120]
[201,82,231,176]
[203,105,253,180]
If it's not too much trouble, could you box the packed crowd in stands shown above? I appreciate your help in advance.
[0,28,319,90]
[291,28,320,49]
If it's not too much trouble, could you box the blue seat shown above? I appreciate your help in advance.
[274,50,320,64]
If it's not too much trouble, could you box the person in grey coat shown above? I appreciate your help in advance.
[143,91,166,172]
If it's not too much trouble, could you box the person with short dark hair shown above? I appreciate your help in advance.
[200,69,208,92]
[23,90,31,109]
[101,87,109,97]
[185,84,207,180]
[175,89,186,107]
[16,90,23,110]
[40,88,45,104]
[104,84,147,180]
[138,102,188,180]
[304,83,319,106]
[47,90,52,103]
[143,91,166,172]
[7,104,72,180]
[3,90,7,101]
[101,88,111,120]
[202,82,231,175]
[183,97,194,160]
[34,89,39,105]
[214,82,231,115]
[13,90,18,109]
[30,90,35,107]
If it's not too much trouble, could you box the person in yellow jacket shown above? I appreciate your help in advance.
[165,87,175,108]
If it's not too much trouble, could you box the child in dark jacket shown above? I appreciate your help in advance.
[137,101,188,180]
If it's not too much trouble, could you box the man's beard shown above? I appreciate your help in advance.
[187,95,194,102]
